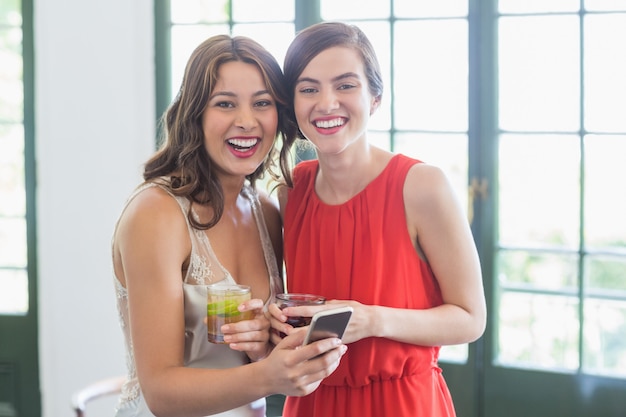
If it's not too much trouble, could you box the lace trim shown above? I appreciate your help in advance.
[189,249,213,284]
[113,280,140,403]
[191,222,234,284]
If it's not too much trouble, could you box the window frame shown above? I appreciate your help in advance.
[0,0,41,415]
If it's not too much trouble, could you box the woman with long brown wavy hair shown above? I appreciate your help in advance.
[112,34,346,417]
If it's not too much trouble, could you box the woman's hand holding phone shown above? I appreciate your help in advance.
[302,307,353,345]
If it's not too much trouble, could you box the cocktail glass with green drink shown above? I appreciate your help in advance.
[207,283,253,344]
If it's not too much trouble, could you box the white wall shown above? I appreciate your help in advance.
[34,1,155,416]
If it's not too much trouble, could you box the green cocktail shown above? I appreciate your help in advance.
[207,284,253,343]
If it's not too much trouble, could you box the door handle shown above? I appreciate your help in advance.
[468,177,488,225]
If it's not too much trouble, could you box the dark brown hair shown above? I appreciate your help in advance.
[144,35,295,229]
[281,22,384,186]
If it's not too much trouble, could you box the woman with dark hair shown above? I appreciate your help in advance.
[112,34,346,417]
[270,22,486,417]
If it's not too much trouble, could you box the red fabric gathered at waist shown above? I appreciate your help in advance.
[322,337,442,388]
[283,361,456,417]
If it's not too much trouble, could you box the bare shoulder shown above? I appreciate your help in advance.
[276,183,289,219]
[257,188,280,215]
[113,184,191,287]
[119,185,184,226]
[256,188,282,230]
[115,185,189,250]
[403,162,455,209]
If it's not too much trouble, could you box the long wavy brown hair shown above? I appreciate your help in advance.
[144,35,296,230]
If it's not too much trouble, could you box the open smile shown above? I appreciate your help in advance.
[227,137,259,152]
[314,117,346,129]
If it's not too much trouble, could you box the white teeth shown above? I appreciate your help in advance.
[227,138,258,148]
[315,118,344,129]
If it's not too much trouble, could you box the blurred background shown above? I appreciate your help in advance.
[1,0,625,416]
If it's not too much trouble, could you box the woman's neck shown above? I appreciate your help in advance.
[315,144,392,205]
[219,174,247,207]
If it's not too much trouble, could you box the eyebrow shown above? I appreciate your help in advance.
[296,72,360,85]
[209,89,272,100]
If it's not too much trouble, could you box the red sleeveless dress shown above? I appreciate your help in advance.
[282,154,456,417]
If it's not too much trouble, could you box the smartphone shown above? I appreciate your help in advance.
[302,306,353,345]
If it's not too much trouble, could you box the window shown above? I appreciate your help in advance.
[0,1,39,416]
[157,0,296,117]
[495,2,626,378]
[0,0,29,315]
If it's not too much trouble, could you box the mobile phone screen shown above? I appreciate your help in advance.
[303,306,353,345]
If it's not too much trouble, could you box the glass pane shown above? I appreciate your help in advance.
[233,0,294,21]
[0,268,28,315]
[170,24,230,98]
[0,28,24,122]
[232,23,294,66]
[585,0,626,11]
[394,0,468,17]
[0,0,21,26]
[0,217,26,267]
[171,0,230,24]
[497,292,579,371]
[499,134,580,248]
[583,298,626,377]
[351,21,391,131]
[321,0,390,20]
[498,250,579,290]
[0,124,25,216]
[0,0,27,317]
[583,14,626,132]
[394,19,468,131]
[395,133,468,210]
[498,0,580,13]
[499,16,580,132]
[440,344,468,364]
[584,255,626,294]
[584,135,626,250]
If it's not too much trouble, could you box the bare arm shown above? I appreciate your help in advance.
[113,187,346,417]
[344,164,486,346]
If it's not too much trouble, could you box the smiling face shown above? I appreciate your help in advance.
[202,60,278,180]
[293,46,380,156]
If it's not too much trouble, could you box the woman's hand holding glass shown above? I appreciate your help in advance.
[269,299,367,346]
[268,301,323,344]
[220,298,272,362]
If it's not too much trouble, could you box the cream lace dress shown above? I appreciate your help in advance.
[113,181,283,417]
